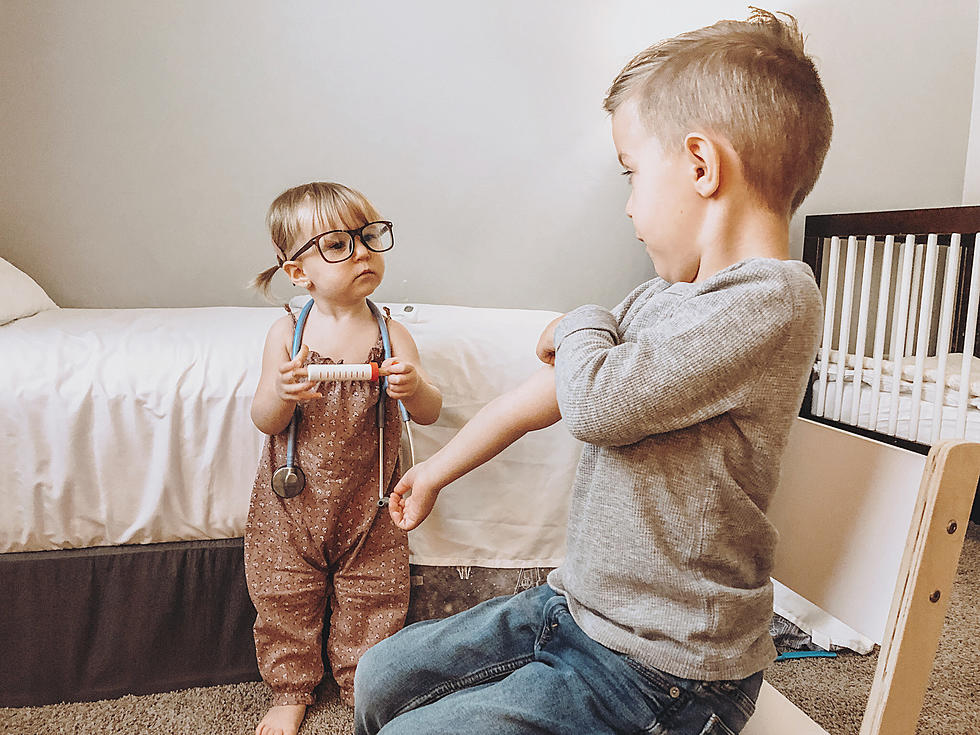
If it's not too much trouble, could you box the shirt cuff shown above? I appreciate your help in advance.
[554,305,619,349]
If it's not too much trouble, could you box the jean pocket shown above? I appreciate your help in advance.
[704,677,760,723]
[698,712,738,735]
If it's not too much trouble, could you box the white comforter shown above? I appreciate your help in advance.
[0,303,581,566]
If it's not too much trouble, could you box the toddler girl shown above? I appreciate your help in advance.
[246,181,442,735]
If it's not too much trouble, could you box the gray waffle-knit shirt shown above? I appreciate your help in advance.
[546,257,823,681]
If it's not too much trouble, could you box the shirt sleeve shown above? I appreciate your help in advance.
[553,278,799,447]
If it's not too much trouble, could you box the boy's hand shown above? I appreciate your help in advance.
[388,462,441,531]
[535,315,565,365]
[278,344,322,402]
[380,357,421,400]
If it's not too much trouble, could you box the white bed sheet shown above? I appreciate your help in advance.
[1,307,275,554]
[0,303,582,568]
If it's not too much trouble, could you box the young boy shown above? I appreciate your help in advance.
[354,9,831,734]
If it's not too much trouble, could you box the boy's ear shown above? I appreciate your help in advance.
[684,133,721,199]
[282,260,311,289]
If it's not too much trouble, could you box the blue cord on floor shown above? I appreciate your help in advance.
[775,650,838,661]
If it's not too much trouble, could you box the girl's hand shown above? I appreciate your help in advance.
[388,462,441,531]
[380,357,420,400]
[277,344,322,403]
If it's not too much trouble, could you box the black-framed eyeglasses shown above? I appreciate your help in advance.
[290,221,394,264]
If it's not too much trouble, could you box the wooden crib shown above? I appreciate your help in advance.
[800,206,980,522]
[745,206,980,733]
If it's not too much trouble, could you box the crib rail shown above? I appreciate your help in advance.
[801,206,980,451]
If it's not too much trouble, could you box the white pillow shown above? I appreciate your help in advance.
[0,257,59,325]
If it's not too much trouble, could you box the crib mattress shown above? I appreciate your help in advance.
[811,358,980,444]
[0,303,581,567]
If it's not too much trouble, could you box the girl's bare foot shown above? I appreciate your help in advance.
[256,703,307,735]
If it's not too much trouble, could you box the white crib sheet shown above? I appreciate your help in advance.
[0,303,582,566]
[811,354,980,444]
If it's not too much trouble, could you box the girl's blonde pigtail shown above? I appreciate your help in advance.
[250,264,281,298]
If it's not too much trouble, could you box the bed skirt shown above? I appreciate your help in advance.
[0,537,554,707]
[0,539,261,707]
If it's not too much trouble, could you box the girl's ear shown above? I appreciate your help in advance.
[282,260,311,289]
[684,133,721,199]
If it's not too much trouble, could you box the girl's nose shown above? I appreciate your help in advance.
[352,237,371,259]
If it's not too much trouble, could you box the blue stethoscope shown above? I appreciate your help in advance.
[270,297,414,505]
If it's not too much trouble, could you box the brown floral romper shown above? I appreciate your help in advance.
[244,307,409,707]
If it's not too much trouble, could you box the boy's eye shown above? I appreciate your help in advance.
[621,170,633,182]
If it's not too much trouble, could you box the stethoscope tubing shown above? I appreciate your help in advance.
[274,298,413,504]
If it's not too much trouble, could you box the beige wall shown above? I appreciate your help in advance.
[964,2,980,204]
[2,1,977,311]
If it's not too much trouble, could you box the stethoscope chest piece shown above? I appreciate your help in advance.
[272,465,306,498]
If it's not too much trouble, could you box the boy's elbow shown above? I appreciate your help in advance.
[563,419,627,447]
[558,395,640,447]
[559,398,611,445]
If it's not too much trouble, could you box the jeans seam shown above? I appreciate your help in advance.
[705,682,757,721]
[623,657,678,692]
[392,654,535,716]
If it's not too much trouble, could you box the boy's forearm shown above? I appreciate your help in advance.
[400,379,442,425]
[424,395,529,490]
[423,366,560,491]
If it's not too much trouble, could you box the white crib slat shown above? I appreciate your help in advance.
[956,242,980,436]
[888,236,916,435]
[850,236,875,425]
[909,235,939,441]
[816,237,841,417]
[869,236,894,429]
[905,243,925,357]
[833,236,859,421]
[931,234,960,442]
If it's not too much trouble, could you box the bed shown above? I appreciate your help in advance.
[800,206,980,523]
[0,258,582,706]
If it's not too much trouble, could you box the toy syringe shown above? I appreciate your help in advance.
[303,361,416,507]
[305,363,380,382]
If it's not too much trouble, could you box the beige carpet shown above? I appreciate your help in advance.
[765,519,980,735]
[3,522,977,735]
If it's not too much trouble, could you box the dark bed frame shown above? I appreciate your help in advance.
[799,205,980,523]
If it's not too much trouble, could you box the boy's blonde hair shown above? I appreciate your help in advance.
[252,181,382,295]
[604,7,832,215]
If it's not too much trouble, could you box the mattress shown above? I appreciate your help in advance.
[0,302,581,567]
[810,351,980,443]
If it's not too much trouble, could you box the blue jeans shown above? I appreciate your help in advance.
[354,584,762,734]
